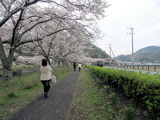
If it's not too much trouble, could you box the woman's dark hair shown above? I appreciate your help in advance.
[42,59,47,66]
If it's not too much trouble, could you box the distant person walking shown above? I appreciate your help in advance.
[40,59,52,98]
[73,62,77,71]
[78,63,82,72]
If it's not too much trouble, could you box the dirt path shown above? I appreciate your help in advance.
[8,71,80,120]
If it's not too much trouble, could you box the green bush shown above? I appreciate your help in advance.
[111,93,117,106]
[104,85,110,94]
[87,66,160,116]
[123,105,136,120]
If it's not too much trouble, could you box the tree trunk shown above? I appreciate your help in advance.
[0,38,13,82]
[43,55,51,66]
[58,61,60,67]
[46,56,51,66]
[1,45,15,82]
[2,57,13,82]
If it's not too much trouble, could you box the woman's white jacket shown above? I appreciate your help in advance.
[40,65,52,81]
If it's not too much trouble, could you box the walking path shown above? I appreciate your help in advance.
[8,72,80,120]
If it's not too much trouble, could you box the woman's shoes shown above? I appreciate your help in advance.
[44,93,48,98]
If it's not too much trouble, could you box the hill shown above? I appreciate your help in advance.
[116,46,160,63]
[86,45,109,58]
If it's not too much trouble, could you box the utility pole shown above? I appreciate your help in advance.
[109,44,117,66]
[111,48,117,66]
[127,27,134,68]
[109,44,112,66]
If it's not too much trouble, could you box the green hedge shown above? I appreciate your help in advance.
[87,66,160,116]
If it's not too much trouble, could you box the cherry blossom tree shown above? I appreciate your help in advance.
[22,22,94,66]
[0,0,108,82]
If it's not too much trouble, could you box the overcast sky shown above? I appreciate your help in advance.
[95,0,160,57]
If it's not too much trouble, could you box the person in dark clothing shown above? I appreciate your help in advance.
[73,62,77,71]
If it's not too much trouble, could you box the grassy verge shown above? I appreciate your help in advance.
[69,67,148,120]
[0,66,72,120]
[69,67,110,120]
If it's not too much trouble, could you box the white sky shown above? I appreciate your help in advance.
[95,0,160,57]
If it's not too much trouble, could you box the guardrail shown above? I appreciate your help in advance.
[119,65,160,72]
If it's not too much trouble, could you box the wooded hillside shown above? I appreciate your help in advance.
[117,46,160,63]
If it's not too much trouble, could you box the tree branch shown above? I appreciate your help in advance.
[0,37,6,59]
[18,38,43,46]
[2,40,11,44]
[0,0,7,10]
[66,0,86,7]
[0,0,40,27]
[46,27,73,37]
[19,18,52,38]
[11,9,24,47]
[18,27,71,46]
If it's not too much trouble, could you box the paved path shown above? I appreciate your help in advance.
[8,72,80,120]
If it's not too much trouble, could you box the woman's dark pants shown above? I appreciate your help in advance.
[41,80,51,93]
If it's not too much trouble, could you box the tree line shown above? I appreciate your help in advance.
[0,0,109,82]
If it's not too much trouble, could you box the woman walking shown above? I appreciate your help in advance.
[73,62,77,71]
[78,63,82,72]
[40,59,52,98]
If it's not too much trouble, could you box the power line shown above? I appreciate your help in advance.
[129,4,160,32]
[130,4,160,27]
[136,18,160,32]
[108,3,160,56]
[135,12,160,29]
[112,5,160,50]
[115,43,160,56]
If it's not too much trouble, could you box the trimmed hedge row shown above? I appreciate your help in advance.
[87,66,160,116]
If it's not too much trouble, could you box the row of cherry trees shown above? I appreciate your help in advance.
[0,0,109,82]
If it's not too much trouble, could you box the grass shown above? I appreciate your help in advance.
[0,66,73,120]
[1,65,154,120]
[69,67,110,120]
[0,65,40,77]
[0,73,41,120]
[68,67,147,120]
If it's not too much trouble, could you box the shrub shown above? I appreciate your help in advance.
[86,66,160,116]
[111,93,117,106]
[104,85,110,94]
[123,105,136,120]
